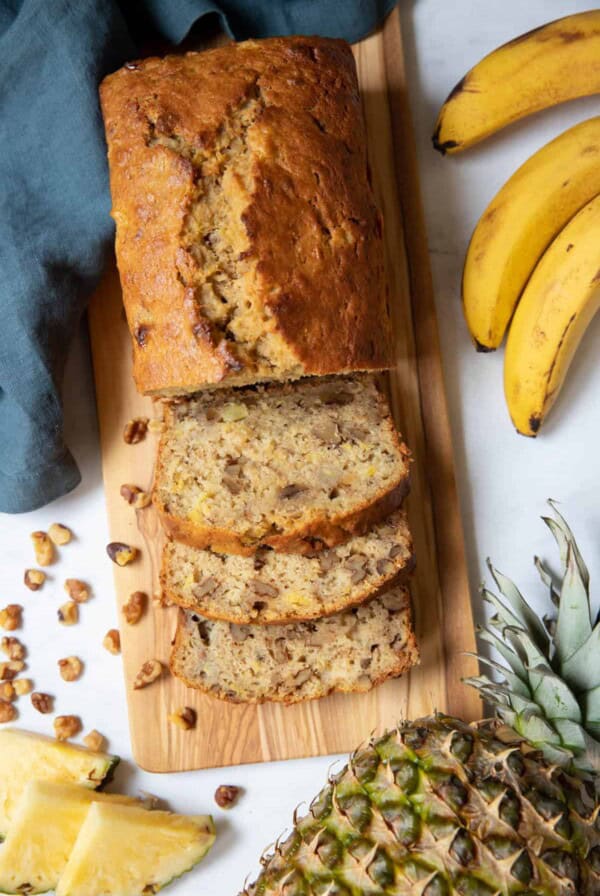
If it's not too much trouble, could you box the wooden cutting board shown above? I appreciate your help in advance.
[89,7,480,773]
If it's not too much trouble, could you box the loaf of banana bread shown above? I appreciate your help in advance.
[100,37,392,396]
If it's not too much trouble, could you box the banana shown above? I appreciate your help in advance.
[504,193,600,437]
[462,117,600,351]
[433,10,600,154]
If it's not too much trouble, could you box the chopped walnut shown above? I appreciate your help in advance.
[48,523,72,546]
[13,679,32,696]
[123,417,148,444]
[54,715,82,741]
[30,531,55,566]
[0,682,15,701]
[122,591,146,625]
[0,661,24,681]
[24,569,46,591]
[106,542,138,566]
[58,601,79,626]
[168,707,197,730]
[83,730,106,751]
[133,659,163,689]
[31,692,54,714]
[120,484,151,509]
[1,637,25,661]
[58,656,83,682]
[103,629,121,655]
[0,700,17,723]
[64,579,90,603]
[214,785,241,809]
[0,605,22,631]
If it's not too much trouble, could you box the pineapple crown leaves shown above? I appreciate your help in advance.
[467,501,600,774]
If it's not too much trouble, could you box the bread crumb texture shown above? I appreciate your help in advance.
[154,375,411,554]
[162,508,414,624]
[100,37,392,395]
[170,587,418,704]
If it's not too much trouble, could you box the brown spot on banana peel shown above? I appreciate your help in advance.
[432,126,459,155]
[432,75,480,154]
[530,312,578,436]
[504,22,547,47]
[504,20,584,48]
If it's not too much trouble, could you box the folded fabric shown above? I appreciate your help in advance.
[0,0,396,513]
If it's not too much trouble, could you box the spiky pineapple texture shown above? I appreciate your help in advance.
[242,505,600,896]
[242,715,599,896]
[467,501,600,773]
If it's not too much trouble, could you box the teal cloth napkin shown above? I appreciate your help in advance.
[0,0,396,513]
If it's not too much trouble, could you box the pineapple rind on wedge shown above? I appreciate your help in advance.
[0,728,119,838]
[242,504,600,896]
[0,780,140,895]
[56,801,216,896]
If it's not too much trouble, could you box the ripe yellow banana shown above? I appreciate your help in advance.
[504,193,600,437]
[433,10,600,153]
[462,117,600,351]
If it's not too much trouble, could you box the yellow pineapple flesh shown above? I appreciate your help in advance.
[0,728,119,838]
[56,802,216,896]
[0,781,139,894]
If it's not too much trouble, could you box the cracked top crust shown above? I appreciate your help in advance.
[100,37,393,395]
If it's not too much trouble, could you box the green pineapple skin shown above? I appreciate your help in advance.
[242,716,600,896]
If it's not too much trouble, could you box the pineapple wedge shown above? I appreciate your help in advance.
[0,728,119,837]
[56,802,216,896]
[0,781,140,894]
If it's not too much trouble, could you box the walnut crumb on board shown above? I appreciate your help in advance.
[168,707,197,730]
[122,591,147,625]
[123,417,148,444]
[133,660,163,689]
[106,543,138,566]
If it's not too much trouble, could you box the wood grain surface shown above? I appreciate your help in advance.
[88,7,480,773]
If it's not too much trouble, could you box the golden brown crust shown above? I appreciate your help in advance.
[169,607,419,705]
[100,37,392,395]
[154,465,410,556]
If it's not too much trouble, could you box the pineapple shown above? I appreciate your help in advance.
[0,781,140,894]
[56,802,216,896]
[242,503,600,895]
[0,728,118,838]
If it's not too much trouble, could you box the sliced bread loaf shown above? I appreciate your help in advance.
[161,509,414,624]
[154,375,411,555]
[170,588,418,704]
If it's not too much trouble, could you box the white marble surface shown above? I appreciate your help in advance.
[1,2,599,893]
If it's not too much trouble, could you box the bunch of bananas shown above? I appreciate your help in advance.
[434,11,600,436]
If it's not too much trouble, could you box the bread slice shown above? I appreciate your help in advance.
[170,588,418,704]
[154,375,411,555]
[161,509,414,625]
